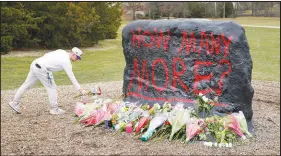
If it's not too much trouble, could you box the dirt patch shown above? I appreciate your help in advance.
[1,80,280,155]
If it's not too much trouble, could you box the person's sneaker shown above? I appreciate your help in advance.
[50,108,65,115]
[8,101,21,114]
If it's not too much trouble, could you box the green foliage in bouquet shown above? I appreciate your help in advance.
[74,91,92,99]
[141,104,150,111]
[205,116,237,143]
[148,103,161,115]
[195,93,214,117]
[162,102,172,112]
[149,124,172,141]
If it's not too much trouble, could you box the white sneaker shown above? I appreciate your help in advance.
[8,101,21,114]
[50,108,65,115]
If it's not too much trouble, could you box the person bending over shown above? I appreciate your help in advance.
[9,47,88,115]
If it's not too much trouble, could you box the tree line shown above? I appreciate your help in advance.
[1,2,122,54]
[125,2,280,20]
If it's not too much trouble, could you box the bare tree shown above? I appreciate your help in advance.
[126,2,143,20]
[158,2,164,18]
[215,2,217,18]
[183,2,187,18]
[173,2,183,18]
[162,2,173,19]
[232,2,238,17]
[223,2,225,18]
[252,2,255,16]
[180,2,191,18]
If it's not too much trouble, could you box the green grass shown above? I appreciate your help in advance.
[1,17,280,90]
[1,48,126,90]
[245,27,280,81]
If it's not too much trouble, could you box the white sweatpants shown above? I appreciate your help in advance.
[13,61,58,109]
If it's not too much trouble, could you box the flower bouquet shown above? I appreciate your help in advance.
[224,114,246,140]
[141,112,168,141]
[73,86,102,100]
[186,118,204,143]
[112,103,140,132]
[135,116,150,134]
[205,115,237,143]
[233,111,253,138]
[195,93,214,118]
[75,102,85,117]
[168,109,190,141]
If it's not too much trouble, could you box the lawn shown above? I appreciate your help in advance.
[213,16,280,26]
[245,26,280,81]
[1,17,280,90]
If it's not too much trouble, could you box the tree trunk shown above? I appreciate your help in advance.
[183,2,186,18]
[133,8,136,20]
[223,2,225,18]
[149,8,151,19]
[265,4,268,17]
[269,2,273,16]
[252,2,255,16]
[236,2,239,17]
[215,2,217,18]
[233,2,237,17]
[168,11,170,20]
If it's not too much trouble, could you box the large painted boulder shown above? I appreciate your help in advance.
[122,19,254,122]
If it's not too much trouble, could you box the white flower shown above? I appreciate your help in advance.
[154,103,161,109]
[167,103,172,108]
[117,113,121,117]
[214,96,219,102]
[92,95,98,99]
[202,96,209,102]
[199,93,203,97]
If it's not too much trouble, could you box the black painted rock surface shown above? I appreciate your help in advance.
[122,19,254,122]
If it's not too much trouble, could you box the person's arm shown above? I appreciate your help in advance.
[62,63,82,92]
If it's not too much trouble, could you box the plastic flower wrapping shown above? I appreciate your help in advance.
[141,112,168,141]
[168,108,190,141]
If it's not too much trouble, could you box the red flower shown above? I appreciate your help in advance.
[135,117,150,134]
[165,120,170,125]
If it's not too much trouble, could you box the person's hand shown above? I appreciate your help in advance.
[79,89,88,96]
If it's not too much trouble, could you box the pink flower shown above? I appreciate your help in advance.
[186,118,202,143]
[224,114,244,137]
[81,109,106,127]
[135,117,150,134]
[210,117,215,124]
[75,102,85,117]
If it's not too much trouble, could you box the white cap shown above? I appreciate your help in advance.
[72,47,83,60]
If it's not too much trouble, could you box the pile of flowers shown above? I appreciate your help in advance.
[74,93,253,147]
